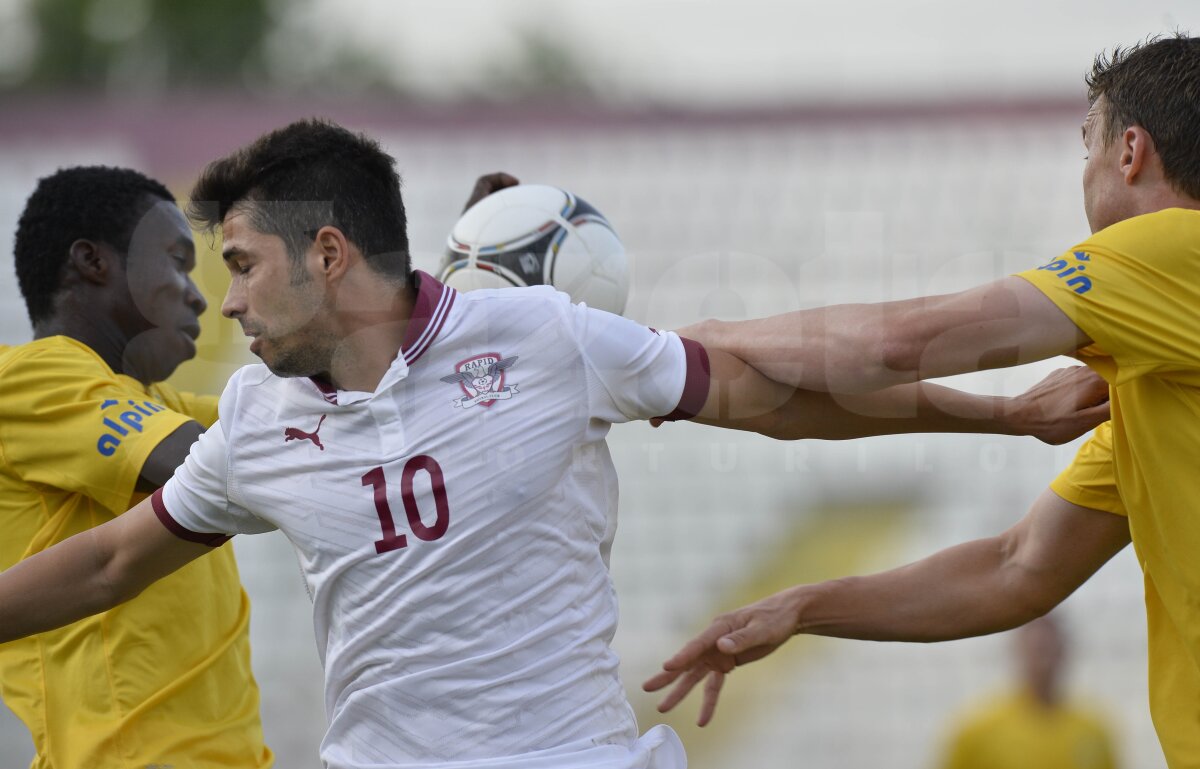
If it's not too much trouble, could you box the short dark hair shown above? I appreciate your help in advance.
[1087,34,1200,199]
[188,118,411,279]
[14,166,174,326]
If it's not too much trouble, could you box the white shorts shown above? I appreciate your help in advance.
[322,726,686,769]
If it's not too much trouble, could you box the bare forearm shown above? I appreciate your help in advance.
[700,308,901,394]
[790,538,1050,643]
[700,278,1088,394]
[791,495,1128,641]
[644,493,1130,721]
[0,529,127,643]
[0,501,210,644]
[766,383,1015,441]
[761,368,1107,444]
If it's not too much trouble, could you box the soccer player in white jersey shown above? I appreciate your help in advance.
[0,119,1109,769]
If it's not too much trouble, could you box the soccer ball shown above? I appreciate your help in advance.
[438,184,629,315]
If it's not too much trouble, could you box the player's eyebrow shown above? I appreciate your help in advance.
[222,246,245,263]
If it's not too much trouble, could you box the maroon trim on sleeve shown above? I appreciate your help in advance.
[658,337,711,422]
[150,488,233,547]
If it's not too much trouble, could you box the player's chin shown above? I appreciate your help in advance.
[142,349,190,383]
[141,336,195,381]
[260,343,319,379]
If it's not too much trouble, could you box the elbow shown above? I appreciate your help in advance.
[93,550,149,613]
[827,316,921,393]
[876,330,924,387]
[996,549,1069,627]
[680,317,729,351]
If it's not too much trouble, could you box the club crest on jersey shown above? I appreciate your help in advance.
[440,353,519,409]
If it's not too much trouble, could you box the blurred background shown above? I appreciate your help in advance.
[1,1,1196,766]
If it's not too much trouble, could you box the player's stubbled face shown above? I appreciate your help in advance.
[118,198,207,382]
[220,209,332,377]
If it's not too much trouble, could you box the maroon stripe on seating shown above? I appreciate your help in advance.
[150,488,232,547]
[658,337,711,422]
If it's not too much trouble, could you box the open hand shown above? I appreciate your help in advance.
[642,588,802,725]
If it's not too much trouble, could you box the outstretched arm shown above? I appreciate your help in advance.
[642,489,1130,725]
[690,334,1109,444]
[0,497,212,643]
[693,276,1091,394]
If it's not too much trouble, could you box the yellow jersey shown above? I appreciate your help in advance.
[940,688,1116,769]
[0,336,271,769]
[1017,207,1200,769]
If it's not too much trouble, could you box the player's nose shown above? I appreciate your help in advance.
[185,277,208,316]
[221,284,245,319]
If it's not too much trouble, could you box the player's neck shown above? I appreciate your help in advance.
[324,281,417,393]
[34,313,137,380]
[1027,681,1061,709]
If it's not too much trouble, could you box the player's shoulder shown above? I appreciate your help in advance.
[221,362,278,396]
[0,336,117,396]
[0,335,109,372]
[450,284,576,327]
[214,363,280,409]
[1081,207,1200,258]
[455,283,569,309]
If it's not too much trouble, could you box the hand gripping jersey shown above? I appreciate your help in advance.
[155,273,707,769]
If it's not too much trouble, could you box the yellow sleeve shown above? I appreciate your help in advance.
[1050,422,1127,517]
[146,381,220,428]
[0,345,195,513]
[1016,209,1200,385]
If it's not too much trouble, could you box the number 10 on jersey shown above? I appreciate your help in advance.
[361,456,450,554]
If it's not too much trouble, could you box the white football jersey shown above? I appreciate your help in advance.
[155,272,708,769]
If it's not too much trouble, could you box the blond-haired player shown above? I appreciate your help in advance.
[647,35,1200,769]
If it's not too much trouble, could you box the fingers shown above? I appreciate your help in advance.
[656,665,709,713]
[1059,366,1109,406]
[697,670,726,726]
[660,620,735,671]
[642,666,684,693]
[1078,401,1111,427]
[642,605,794,723]
[714,618,776,657]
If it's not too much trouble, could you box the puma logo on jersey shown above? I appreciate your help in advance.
[284,414,327,450]
[441,353,520,409]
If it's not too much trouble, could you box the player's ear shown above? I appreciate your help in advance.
[1120,126,1155,185]
[312,225,351,280]
[67,239,115,286]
